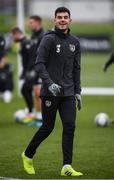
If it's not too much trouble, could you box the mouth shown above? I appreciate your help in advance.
[59,22,67,26]
[59,22,67,25]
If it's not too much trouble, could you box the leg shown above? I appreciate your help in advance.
[21,82,33,113]
[33,85,41,112]
[58,96,76,165]
[33,85,42,120]
[3,77,13,103]
[25,96,59,158]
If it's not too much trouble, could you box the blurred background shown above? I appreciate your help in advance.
[0,0,114,179]
[1,0,114,88]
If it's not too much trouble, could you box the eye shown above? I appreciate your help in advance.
[57,16,62,19]
[64,16,69,19]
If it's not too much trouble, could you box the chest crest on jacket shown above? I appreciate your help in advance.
[32,39,38,45]
[69,44,75,52]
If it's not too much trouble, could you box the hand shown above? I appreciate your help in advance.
[48,83,61,96]
[76,94,81,111]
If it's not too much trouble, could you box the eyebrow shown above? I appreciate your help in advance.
[57,15,69,18]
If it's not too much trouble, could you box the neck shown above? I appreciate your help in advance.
[20,34,25,40]
[34,27,41,32]
[55,26,69,34]
[63,29,68,34]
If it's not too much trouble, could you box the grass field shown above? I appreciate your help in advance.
[8,52,114,88]
[0,11,114,179]
[0,95,114,179]
[81,53,114,87]
[0,52,114,179]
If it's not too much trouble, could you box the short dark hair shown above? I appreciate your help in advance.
[29,15,42,22]
[11,27,22,34]
[55,7,71,17]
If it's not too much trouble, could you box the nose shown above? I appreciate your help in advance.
[61,17,66,21]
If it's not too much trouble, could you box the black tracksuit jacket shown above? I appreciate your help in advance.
[20,30,44,78]
[0,34,5,60]
[0,64,13,92]
[35,27,81,96]
[19,37,32,79]
[30,28,44,69]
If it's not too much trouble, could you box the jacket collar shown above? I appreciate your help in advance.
[54,27,70,38]
[32,28,44,37]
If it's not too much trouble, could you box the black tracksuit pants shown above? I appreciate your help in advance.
[25,96,76,165]
[21,82,33,113]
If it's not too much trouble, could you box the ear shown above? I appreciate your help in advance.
[53,18,56,23]
[70,18,72,23]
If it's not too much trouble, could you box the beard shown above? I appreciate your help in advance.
[58,25,68,32]
[14,39,20,42]
[60,28,67,32]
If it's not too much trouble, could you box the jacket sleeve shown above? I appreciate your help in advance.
[20,41,32,78]
[73,39,81,95]
[24,42,33,72]
[0,35,6,60]
[6,64,14,91]
[34,36,54,87]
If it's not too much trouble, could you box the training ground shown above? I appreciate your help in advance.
[0,52,114,179]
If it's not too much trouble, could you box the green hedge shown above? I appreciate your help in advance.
[0,16,114,49]
[71,23,114,50]
[0,15,16,33]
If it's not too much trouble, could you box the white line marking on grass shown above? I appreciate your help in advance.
[82,87,114,95]
[0,177,20,180]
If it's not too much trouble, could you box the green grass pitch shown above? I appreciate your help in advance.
[0,52,114,179]
[0,95,114,179]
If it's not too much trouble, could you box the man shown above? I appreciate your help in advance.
[11,27,35,120]
[0,33,5,60]
[0,58,13,103]
[103,53,114,72]
[28,15,44,121]
[22,7,83,176]
[0,34,13,103]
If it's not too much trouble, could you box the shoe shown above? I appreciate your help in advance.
[35,119,43,127]
[61,165,83,176]
[21,152,35,174]
[23,113,35,123]
[27,119,43,127]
